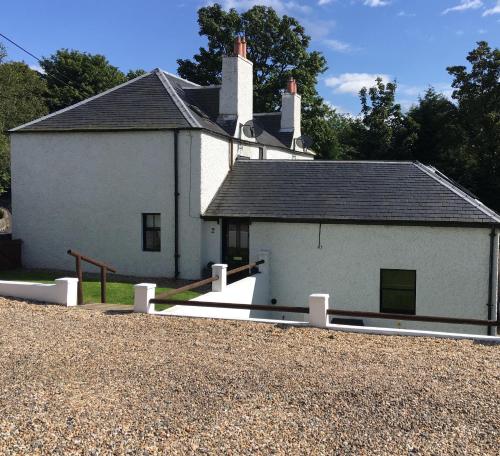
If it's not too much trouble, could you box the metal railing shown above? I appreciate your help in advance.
[67,249,116,305]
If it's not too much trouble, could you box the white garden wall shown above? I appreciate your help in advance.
[249,222,495,334]
[0,277,78,306]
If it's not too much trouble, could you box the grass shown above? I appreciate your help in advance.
[0,269,199,310]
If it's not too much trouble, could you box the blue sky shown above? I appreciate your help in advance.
[1,0,499,115]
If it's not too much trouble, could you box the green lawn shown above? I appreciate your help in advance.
[0,269,199,310]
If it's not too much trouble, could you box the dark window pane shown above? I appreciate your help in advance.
[228,227,237,248]
[145,230,161,251]
[380,269,416,315]
[143,213,161,251]
[381,269,415,290]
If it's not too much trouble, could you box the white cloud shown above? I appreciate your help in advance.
[364,0,390,7]
[323,39,354,53]
[397,10,416,17]
[483,0,500,15]
[220,0,311,14]
[441,0,483,15]
[301,18,336,40]
[29,64,45,74]
[325,73,391,94]
[318,0,333,4]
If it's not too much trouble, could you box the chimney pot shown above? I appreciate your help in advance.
[287,77,297,94]
[234,36,242,56]
[241,36,247,59]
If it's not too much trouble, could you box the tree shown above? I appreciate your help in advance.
[126,69,147,80]
[447,41,500,209]
[351,78,415,160]
[177,3,345,159]
[0,59,48,194]
[407,88,473,186]
[40,49,130,112]
[0,42,6,64]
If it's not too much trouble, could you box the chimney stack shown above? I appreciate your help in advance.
[219,36,253,129]
[280,77,301,137]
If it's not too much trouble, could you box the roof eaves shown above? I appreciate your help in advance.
[9,71,154,133]
[155,69,201,129]
[413,161,500,223]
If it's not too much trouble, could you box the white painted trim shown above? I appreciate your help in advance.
[9,72,154,132]
[155,70,201,129]
[414,162,500,223]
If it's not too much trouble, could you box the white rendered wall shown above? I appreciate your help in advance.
[249,222,494,334]
[280,92,301,135]
[11,131,209,279]
[265,148,313,160]
[219,55,253,127]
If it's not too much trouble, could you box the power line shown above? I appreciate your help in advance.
[0,31,73,88]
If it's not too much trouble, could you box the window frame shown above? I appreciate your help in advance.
[142,213,161,252]
[379,268,416,315]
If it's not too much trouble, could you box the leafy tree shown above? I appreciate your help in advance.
[40,49,129,112]
[407,88,474,186]
[350,78,415,160]
[447,41,500,209]
[0,42,6,63]
[177,3,345,159]
[126,69,147,80]
[0,58,48,194]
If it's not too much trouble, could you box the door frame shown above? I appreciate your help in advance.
[221,218,250,271]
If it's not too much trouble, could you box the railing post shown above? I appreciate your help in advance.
[100,266,107,303]
[75,255,83,305]
[134,283,156,313]
[211,264,227,292]
[309,294,329,328]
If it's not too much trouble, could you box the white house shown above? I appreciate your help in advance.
[9,38,500,334]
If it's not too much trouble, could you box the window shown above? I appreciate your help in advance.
[142,213,161,251]
[380,269,416,315]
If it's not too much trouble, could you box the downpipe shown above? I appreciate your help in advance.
[487,226,498,336]
[174,130,180,278]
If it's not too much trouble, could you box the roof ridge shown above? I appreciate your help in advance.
[413,162,500,223]
[10,71,154,132]
[155,70,201,129]
[159,69,200,87]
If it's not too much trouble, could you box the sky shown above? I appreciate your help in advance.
[1,0,499,115]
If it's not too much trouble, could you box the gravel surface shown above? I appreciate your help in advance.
[0,298,498,455]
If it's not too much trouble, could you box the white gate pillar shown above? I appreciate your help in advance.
[309,294,329,328]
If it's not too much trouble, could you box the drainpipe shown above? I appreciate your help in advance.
[487,226,498,336]
[174,130,180,278]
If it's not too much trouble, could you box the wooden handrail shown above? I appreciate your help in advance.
[155,259,266,300]
[326,309,500,327]
[67,249,116,305]
[155,275,220,300]
[226,259,265,277]
[67,250,116,273]
[150,299,309,314]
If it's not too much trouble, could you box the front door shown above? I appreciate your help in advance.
[222,220,249,279]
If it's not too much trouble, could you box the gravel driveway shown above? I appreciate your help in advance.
[0,298,498,455]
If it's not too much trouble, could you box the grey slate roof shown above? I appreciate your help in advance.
[11,69,306,152]
[204,160,500,226]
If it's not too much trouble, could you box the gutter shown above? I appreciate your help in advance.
[174,130,180,278]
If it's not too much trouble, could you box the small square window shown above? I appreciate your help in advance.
[143,213,161,251]
[380,269,416,315]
